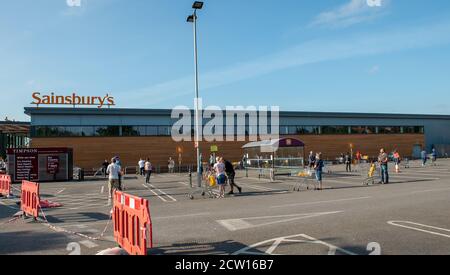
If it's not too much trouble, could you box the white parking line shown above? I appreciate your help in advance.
[233,234,357,255]
[153,212,211,220]
[271,196,372,209]
[79,240,99,249]
[218,211,343,231]
[245,185,277,191]
[388,221,450,238]
[142,184,168,202]
[149,184,177,202]
[410,188,450,194]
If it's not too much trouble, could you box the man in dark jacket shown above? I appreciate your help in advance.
[224,159,242,195]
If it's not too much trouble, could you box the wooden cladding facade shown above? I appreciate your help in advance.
[30,134,425,170]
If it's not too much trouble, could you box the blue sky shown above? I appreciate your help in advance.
[1,0,450,121]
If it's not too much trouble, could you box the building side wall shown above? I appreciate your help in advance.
[31,134,425,170]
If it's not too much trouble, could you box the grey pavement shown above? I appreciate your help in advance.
[1,159,450,255]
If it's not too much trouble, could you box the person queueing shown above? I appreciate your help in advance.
[308,151,316,169]
[145,158,153,184]
[224,159,242,195]
[314,153,324,191]
[345,152,352,172]
[378,149,389,184]
[393,151,401,173]
[101,159,109,178]
[138,158,145,176]
[214,157,227,199]
[431,148,437,166]
[106,158,122,205]
[421,149,428,167]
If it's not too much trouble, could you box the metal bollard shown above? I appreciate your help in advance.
[189,168,193,188]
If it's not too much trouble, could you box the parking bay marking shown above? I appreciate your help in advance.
[142,184,177,202]
[388,221,450,239]
[271,196,371,209]
[233,234,356,255]
[217,211,343,231]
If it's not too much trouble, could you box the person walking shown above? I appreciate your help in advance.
[314,153,324,190]
[168,157,175,173]
[106,158,122,205]
[114,156,123,187]
[431,148,437,166]
[345,153,352,172]
[101,159,109,178]
[138,158,145,176]
[224,159,242,195]
[0,157,6,174]
[214,157,227,198]
[355,151,362,164]
[308,151,316,169]
[421,149,428,167]
[378,149,389,184]
[393,151,401,173]
[144,158,153,184]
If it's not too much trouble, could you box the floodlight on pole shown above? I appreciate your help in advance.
[187,2,204,190]
[192,1,204,9]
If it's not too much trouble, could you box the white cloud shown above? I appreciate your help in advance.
[123,19,450,106]
[369,65,380,74]
[310,0,388,28]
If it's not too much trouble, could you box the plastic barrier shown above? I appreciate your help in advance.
[21,180,41,219]
[0,175,11,197]
[113,191,153,255]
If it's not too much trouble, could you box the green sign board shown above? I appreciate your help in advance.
[210,145,218,153]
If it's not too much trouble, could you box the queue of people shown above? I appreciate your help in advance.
[101,147,441,203]
[205,157,243,198]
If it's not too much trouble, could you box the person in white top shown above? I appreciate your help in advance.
[106,158,122,203]
[214,157,227,198]
[0,158,6,172]
[168,157,175,173]
[144,159,153,184]
[138,158,145,176]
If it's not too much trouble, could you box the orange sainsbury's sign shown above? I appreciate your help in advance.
[31,92,115,108]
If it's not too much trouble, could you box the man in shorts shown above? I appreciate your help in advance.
[214,157,227,198]
[106,157,122,205]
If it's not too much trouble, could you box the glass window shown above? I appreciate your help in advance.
[145,126,158,136]
[65,127,82,137]
[378,126,401,134]
[403,126,425,134]
[81,127,95,137]
[321,126,349,135]
[279,126,289,135]
[351,126,366,134]
[122,126,144,136]
[302,126,320,135]
[158,126,171,136]
[95,126,120,136]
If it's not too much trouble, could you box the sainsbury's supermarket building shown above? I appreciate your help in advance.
[24,107,450,170]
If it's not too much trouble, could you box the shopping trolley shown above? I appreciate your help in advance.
[292,168,316,192]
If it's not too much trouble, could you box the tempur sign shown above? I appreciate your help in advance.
[31,92,115,108]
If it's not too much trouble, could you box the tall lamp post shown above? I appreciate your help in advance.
[187,1,204,188]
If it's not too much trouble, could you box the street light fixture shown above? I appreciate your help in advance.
[192,1,204,10]
[187,1,204,191]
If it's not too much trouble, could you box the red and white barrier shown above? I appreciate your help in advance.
[0,175,11,197]
[21,180,41,219]
[113,191,153,255]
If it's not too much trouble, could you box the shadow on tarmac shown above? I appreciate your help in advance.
[147,240,258,255]
[0,230,70,255]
